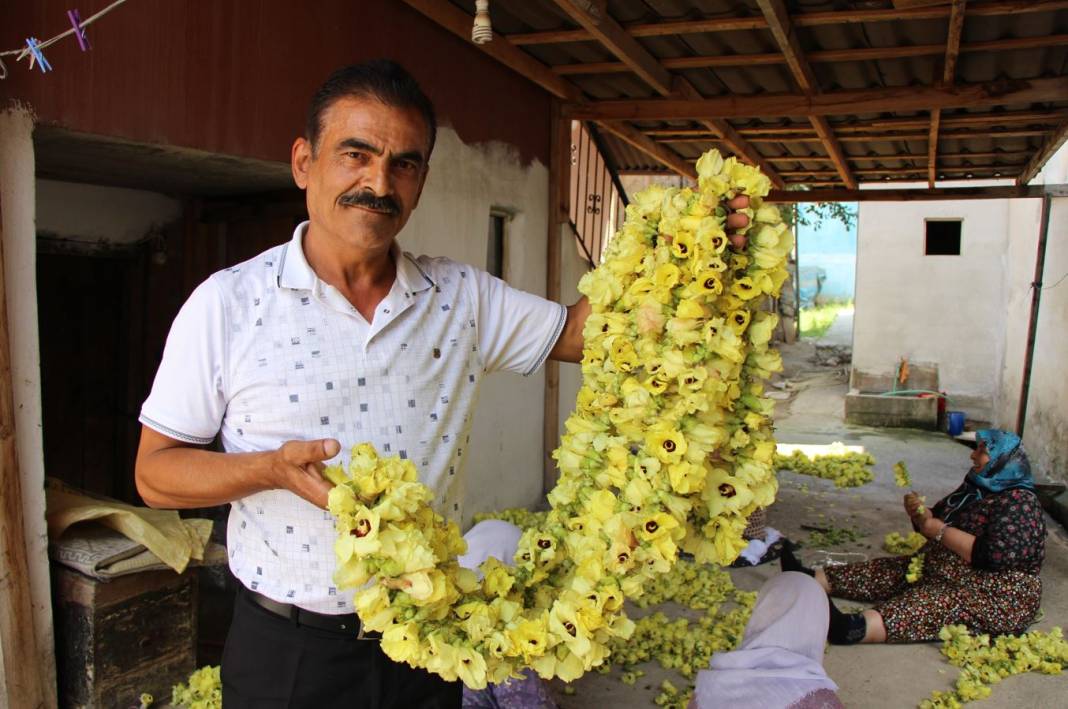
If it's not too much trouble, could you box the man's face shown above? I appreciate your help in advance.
[292,95,430,252]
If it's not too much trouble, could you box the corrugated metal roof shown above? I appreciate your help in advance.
[449,0,1068,188]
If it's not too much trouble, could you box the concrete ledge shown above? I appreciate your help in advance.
[845,391,939,429]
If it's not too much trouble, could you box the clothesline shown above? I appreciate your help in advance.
[0,0,131,79]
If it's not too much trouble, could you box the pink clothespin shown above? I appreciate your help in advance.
[25,38,52,73]
[68,9,91,51]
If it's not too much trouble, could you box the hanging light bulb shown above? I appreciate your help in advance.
[472,0,493,44]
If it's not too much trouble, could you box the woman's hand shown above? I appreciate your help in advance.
[904,492,931,528]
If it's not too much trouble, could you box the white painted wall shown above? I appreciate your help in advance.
[396,127,552,525]
[855,141,1068,481]
[36,179,181,244]
[853,181,1014,420]
[0,107,57,707]
[996,145,1068,479]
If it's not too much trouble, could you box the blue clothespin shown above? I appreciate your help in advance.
[25,38,52,73]
[68,9,91,51]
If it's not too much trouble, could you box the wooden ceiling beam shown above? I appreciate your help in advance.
[672,79,785,188]
[657,128,1052,143]
[1017,119,1068,185]
[756,0,856,188]
[929,0,968,187]
[765,184,1068,202]
[548,1,783,186]
[548,0,673,95]
[765,150,1035,163]
[550,33,1068,75]
[507,0,1068,45]
[780,164,1026,177]
[399,0,581,101]
[563,76,1068,120]
[597,121,697,179]
[401,0,700,179]
[642,111,1065,137]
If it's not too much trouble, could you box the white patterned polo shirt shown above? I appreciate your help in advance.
[140,222,566,613]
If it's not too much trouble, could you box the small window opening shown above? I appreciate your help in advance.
[925,220,962,256]
[487,211,507,279]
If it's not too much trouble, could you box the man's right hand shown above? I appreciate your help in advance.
[270,438,342,509]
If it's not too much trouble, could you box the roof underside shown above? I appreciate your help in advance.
[441,0,1068,190]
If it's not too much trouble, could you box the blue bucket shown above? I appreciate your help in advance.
[947,411,966,436]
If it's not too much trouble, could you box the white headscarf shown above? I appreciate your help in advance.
[458,519,522,575]
[692,572,839,709]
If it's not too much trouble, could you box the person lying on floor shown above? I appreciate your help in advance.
[783,429,1046,644]
[690,572,843,709]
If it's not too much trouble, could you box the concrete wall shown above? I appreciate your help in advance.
[0,107,57,707]
[396,129,553,525]
[996,146,1068,480]
[853,182,1016,420]
[36,180,181,244]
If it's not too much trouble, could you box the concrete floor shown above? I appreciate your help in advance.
[548,340,1068,709]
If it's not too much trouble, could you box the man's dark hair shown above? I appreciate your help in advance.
[305,59,437,158]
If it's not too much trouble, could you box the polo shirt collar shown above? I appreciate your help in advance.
[277,221,435,294]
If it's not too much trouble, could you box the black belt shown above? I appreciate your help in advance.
[246,588,380,639]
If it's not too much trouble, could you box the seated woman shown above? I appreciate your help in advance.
[783,429,1046,644]
[691,572,843,709]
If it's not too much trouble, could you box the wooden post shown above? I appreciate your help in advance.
[543,101,570,497]
[1016,195,1053,436]
[0,201,48,708]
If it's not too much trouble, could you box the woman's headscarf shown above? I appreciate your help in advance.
[940,429,1035,523]
[692,572,839,709]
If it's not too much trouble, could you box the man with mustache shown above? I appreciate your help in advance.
[135,60,750,707]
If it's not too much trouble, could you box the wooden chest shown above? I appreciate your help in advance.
[51,565,197,708]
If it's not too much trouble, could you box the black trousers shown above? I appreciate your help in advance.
[222,587,461,708]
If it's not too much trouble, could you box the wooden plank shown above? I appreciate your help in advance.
[1017,119,1068,184]
[509,16,768,45]
[745,129,1052,143]
[930,0,968,186]
[506,0,1068,44]
[766,150,1034,163]
[642,111,1066,137]
[597,121,697,179]
[756,0,818,92]
[0,200,48,708]
[928,109,942,188]
[402,0,692,179]
[780,164,1026,177]
[765,184,1068,202]
[564,77,1068,120]
[673,79,786,188]
[756,0,856,187]
[811,115,858,188]
[943,0,968,83]
[399,0,582,101]
[543,103,567,495]
[550,33,1068,75]
[549,0,673,95]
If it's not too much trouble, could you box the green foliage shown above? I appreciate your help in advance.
[782,201,858,231]
[799,302,853,339]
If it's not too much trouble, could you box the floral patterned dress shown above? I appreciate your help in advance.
[823,488,1045,642]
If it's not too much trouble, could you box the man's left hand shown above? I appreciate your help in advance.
[725,194,751,249]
